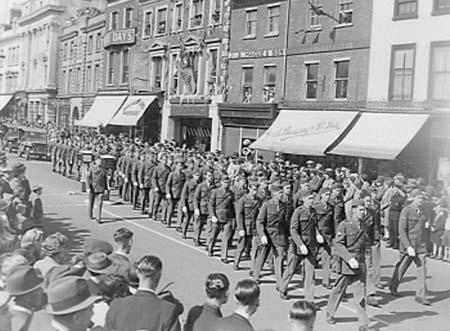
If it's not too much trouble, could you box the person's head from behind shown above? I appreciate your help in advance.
[98,274,131,304]
[136,255,162,290]
[234,279,260,317]
[113,227,134,254]
[289,300,317,331]
[205,273,230,306]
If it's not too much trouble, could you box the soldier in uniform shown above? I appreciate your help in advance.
[252,184,287,289]
[86,154,108,224]
[180,171,201,238]
[208,175,235,263]
[151,153,171,222]
[389,189,431,306]
[326,199,369,331]
[193,171,215,246]
[231,175,248,247]
[329,182,346,233]
[279,190,318,301]
[116,150,125,197]
[163,159,186,228]
[138,151,155,215]
[121,148,133,202]
[132,151,143,210]
[387,177,407,249]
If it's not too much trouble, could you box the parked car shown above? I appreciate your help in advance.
[17,127,48,160]
[3,123,20,153]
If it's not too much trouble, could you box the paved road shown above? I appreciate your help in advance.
[14,155,450,331]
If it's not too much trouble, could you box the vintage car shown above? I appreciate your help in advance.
[3,123,20,153]
[17,127,49,160]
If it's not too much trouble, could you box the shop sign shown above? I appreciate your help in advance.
[171,104,209,117]
[229,48,285,60]
[104,29,136,47]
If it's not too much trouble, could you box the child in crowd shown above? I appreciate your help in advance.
[431,199,448,260]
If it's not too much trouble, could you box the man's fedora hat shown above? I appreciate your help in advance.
[5,266,43,296]
[86,252,118,274]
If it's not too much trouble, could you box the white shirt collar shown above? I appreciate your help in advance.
[9,302,32,316]
[137,287,156,295]
[114,250,128,258]
[234,309,250,321]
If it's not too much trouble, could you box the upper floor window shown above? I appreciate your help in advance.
[69,41,75,59]
[433,0,450,15]
[143,10,153,37]
[334,60,350,99]
[107,51,115,85]
[173,3,183,32]
[111,11,119,30]
[206,48,219,95]
[152,56,163,90]
[242,66,253,103]
[305,63,319,99]
[86,65,92,92]
[389,45,415,101]
[338,0,353,25]
[124,8,133,28]
[170,54,179,95]
[309,0,321,28]
[263,65,276,103]
[267,6,280,35]
[245,9,257,37]
[430,43,450,101]
[94,63,100,91]
[121,49,129,84]
[210,0,222,24]
[394,0,418,20]
[190,0,204,28]
[95,33,102,52]
[156,8,168,35]
[87,35,94,54]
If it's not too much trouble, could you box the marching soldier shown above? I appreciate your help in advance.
[179,171,201,238]
[208,175,235,263]
[389,189,431,306]
[326,199,369,331]
[138,150,155,215]
[86,154,108,224]
[163,159,186,228]
[116,150,125,197]
[151,153,171,222]
[132,151,143,210]
[121,148,133,202]
[234,182,261,271]
[329,182,346,232]
[231,175,248,247]
[193,171,215,246]
[279,190,318,301]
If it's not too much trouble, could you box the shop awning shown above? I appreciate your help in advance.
[77,95,127,127]
[250,110,358,155]
[108,95,157,126]
[0,95,13,114]
[329,112,429,160]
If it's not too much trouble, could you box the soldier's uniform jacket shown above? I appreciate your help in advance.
[233,186,248,205]
[290,205,318,255]
[87,165,108,193]
[138,160,155,188]
[194,181,215,215]
[209,187,235,222]
[280,193,294,234]
[313,200,334,244]
[116,155,124,176]
[292,191,304,210]
[132,159,141,184]
[151,164,171,193]
[122,156,133,179]
[70,145,79,164]
[236,194,261,236]
[365,207,381,246]
[333,219,368,275]
[329,192,345,228]
[127,158,137,181]
[399,203,431,254]
[181,178,199,212]
[256,189,270,203]
[166,171,186,199]
[256,199,288,248]
[309,175,325,193]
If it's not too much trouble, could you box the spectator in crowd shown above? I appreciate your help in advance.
[109,227,134,279]
[289,300,317,331]
[34,233,69,277]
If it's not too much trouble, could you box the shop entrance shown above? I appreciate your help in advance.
[179,117,212,152]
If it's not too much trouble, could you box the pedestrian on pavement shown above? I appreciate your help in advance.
[389,189,432,306]
[105,255,181,331]
[289,300,317,331]
[86,154,108,224]
[184,273,230,331]
[214,279,260,331]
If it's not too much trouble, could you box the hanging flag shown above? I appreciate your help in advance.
[307,1,340,23]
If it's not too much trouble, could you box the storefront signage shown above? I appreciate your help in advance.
[229,48,285,60]
[171,104,209,117]
[104,28,136,47]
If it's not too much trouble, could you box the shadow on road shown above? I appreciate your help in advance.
[371,310,438,330]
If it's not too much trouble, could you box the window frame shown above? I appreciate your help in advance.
[393,0,418,21]
[85,64,92,92]
[107,50,115,86]
[308,0,322,30]
[87,35,94,55]
[336,0,353,26]
[241,65,254,103]
[124,7,133,29]
[266,4,281,36]
[428,41,450,101]
[169,53,179,95]
[93,63,100,92]
[205,47,220,95]
[432,0,450,15]
[95,33,102,52]
[244,8,258,38]
[155,6,169,36]
[305,61,319,100]
[334,59,350,100]
[388,44,416,101]
[143,10,153,38]
[189,0,205,29]
[120,48,130,85]
[173,3,184,32]
[209,0,222,25]
[111,11,119,30]
[152,56,163,90]
[263,65,277,103]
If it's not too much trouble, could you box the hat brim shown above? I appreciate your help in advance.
[8,280,43,296]
[86,263,117,275]
[46,295,101,315]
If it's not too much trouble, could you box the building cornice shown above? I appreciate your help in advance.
[18,5,66,26]
[59,30,78,41]
[82,20,106,33]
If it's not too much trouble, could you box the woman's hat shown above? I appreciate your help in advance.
[85,252,118,274]
[46,276,101,315]
[4,266,43,296]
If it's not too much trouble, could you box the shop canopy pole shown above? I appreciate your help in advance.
[358,157,363,175]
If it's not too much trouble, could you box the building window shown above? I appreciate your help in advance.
[309,0,321,28]
[107,51,115,85]
[152,56,163,90]
[86,65,92,92]
[95,33,102,51]
[210,0,222,24]
[0,49,3,67]
[173,3,183,32]
[76,67,81,92]
[156,8,168,35]
[61,70,66,93]
[69,41,74,59]
[389,45,415,101]
[68,69,73,93]
[190,0,204,28]
[305,63,319,99]
[124,8,133,28]
[170,54,179,95]
[267,6,280,35]
[94,63,100,91]
[338,0,353,24]
[334,60,350,99]
[430,43,450,101]
[87,35,93,54]
[433,0,450,14]
[394,0,418,19]
[245,9,257,37]
[263,65,276,103]
[242,66,253,103]
[207,49,219,95]
[143,11,153,37]
[121,49,130,84]
[111,11,119,30]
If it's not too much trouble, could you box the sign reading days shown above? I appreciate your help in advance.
[104,29,136,47]
[229,48,285,60]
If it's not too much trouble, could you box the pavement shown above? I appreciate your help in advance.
[13,155,450,331]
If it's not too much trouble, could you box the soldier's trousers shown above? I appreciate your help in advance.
[366,242,381,295]
[319,242,332,287]
[390,253,427,299]
[253,243,285,288]
[152,192,166,220]
[235,235,258,268]
[140,188,150,213]
[133,184,139,208]
[181,210,193,236]
[122,179,132,201]
[163,198,179,226]
[193,214,208,243]
[280,247,315,301]
[88,192,103,221]
[208,221,233,259]
[148,190,155,216]
[326,272,369,328]
[388,212,401,249]
[176,204,185,229]
[52,156,57,171]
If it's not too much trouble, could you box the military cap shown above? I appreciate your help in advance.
[306,160,315,165]
[281,181,291,188]
[221,175,231,182]
[325,168,334,174]
[299,188,313,198]
[351,199,365,208]
[269,183,283,193]
[331,182,343,190]
[318,187,331,195]
[409,189,425,198]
